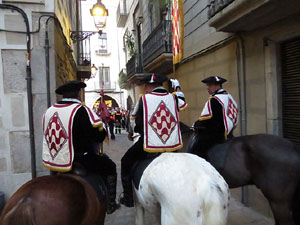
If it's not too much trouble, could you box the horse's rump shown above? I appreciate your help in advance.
[136,153,229,225]
[0,175,106,225]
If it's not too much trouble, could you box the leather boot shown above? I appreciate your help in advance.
[106,175,120,214]
[120,176,134,207]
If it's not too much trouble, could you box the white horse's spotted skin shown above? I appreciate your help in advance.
[134,153,229,225]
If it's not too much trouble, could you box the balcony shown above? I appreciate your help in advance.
[77,38,91,79]
[142,20,173,74]
[116,0,128,28]
[118,68,131,90]
[102,81,117,91]
[208,0,300,32]
[125,54,147,84]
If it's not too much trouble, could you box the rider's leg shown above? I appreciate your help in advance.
[86,153,120,214]
[106,174,120,214]
[120,137,146,207]
[99,155,120,214]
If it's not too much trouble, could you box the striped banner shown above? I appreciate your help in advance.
[172,0,184,64]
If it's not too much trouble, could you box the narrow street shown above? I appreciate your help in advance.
[103,131,274,225]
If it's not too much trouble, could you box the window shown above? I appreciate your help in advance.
[99,67,110,89]
[97,33,108,53]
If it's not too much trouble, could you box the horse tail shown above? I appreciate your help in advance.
[1,197,35,225]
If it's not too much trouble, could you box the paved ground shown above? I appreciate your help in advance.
[103,131,274,225]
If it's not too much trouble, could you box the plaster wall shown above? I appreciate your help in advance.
[176,2,300,217]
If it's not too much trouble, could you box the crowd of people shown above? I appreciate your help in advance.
[92,100,131,140]
[105,107,130,139]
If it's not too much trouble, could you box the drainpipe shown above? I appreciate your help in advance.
[0,4,36,178]
[44,16,57,107]
[236,34,248,205]
[75,0,80,65]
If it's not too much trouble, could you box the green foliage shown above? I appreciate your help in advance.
[118,70,130,90]
[155,0,170,9]
[124,32,136,57]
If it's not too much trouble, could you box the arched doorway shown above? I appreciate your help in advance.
[92,95,119,110]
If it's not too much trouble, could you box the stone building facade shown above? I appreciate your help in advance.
[117,0,300,218]
[0,0,82,199]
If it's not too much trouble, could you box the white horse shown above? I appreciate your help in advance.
[133,152,230,225]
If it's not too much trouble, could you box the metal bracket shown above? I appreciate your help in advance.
[70,30,102,42]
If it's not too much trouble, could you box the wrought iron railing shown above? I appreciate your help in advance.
[126,54,143,77]
[142,20,172,67]
[208,0,235,19]
[78,38,91,66]
[102,81,117,90]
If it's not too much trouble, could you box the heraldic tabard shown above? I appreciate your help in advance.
[42,103,103,172]
[143,92,183,152]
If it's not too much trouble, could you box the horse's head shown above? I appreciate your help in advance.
[181,122,210,158]
[179,122,194,153]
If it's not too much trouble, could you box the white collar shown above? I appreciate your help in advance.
[61,98,81,104]
[152,86,166,91]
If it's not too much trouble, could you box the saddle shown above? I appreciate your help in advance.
[65,162,107,201]
[130,155,159,189]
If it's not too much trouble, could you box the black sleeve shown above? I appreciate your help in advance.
[194,98,225,134]
[174,95,179,112]
[72,106,107,154]
[134,97,144,134]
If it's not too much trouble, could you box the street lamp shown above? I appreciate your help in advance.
[90,0,108,30]
[69,0,108,80]
[91,64,98,78]
[70,0,108,42]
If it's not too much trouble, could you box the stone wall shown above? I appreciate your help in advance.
[0,0,78,199]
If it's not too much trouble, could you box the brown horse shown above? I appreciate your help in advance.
[181,121,300,225]
[0,174,106,225]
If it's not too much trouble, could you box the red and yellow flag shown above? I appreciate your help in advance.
[172,0,184,64]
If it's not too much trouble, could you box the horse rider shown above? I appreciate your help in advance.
[190,76,238,155]
[120,74,187,207]
[42,80,119,214]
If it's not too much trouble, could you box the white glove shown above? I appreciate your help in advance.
[170,79,180,89]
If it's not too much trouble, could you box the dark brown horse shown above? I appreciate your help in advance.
[181,121,300,225]
[0,174,106,225]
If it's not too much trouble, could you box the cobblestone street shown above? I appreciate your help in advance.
[103,132,274,225]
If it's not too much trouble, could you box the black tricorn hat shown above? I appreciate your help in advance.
[141,73,168,84]
[55,80,86,95]
[201,76,227,84]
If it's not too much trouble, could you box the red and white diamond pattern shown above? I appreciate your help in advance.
[227,99,238,125]
[44,112,68,160]
[149,101,177,144]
